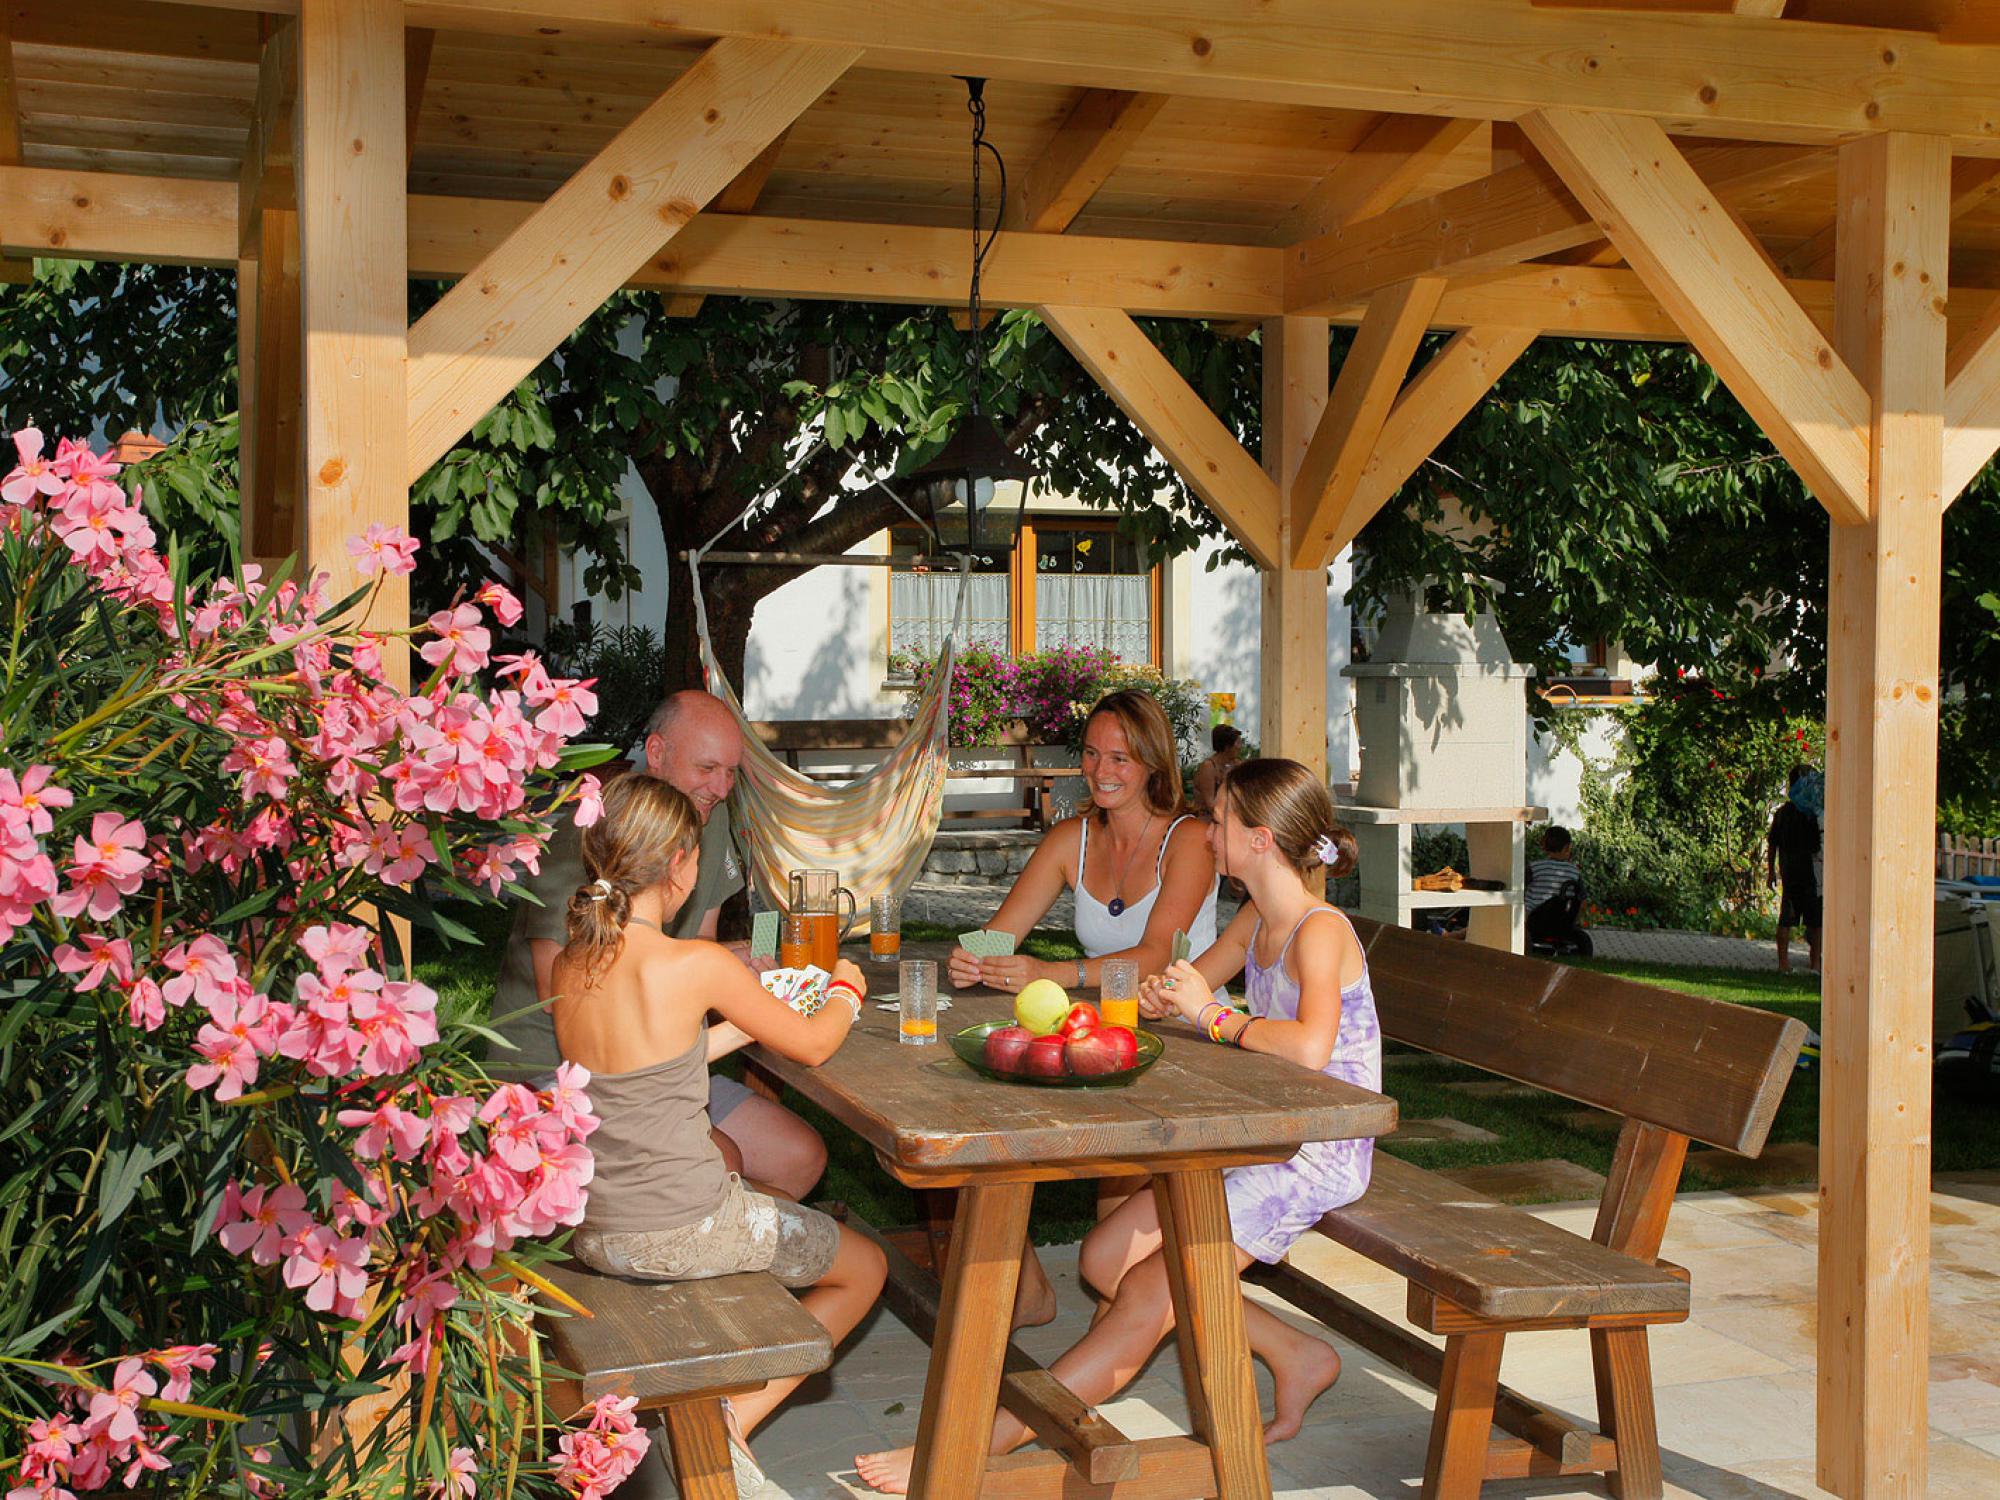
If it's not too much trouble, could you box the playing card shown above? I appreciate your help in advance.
[984,929,1016,957]
[1171,929,1191,964]
[759,965,831,1013]
[749,910,779,961]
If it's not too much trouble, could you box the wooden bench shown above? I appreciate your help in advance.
[537,1263,830,1499]
[749,716,1084,830]
[1247,918,1808,1500]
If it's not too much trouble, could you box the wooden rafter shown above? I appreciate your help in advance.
[1290,276,1444,569]
[1288,143,1825,313]
[404,37,858,481]
[1324,324,1540,561]
[404,28,434,171]
[1784,155,2000,280]
[1274,114,1486,245]
[1038,304,1281,569]
[1008,89,1167,234]
[1945,293,2000,505]
[663,128,790,318]
[270,0,2000,152]
[1523,108,1872,525]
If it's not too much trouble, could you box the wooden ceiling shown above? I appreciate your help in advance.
[6,1,2000,289]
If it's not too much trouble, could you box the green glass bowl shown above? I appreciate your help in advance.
[948,1019,1164,1087]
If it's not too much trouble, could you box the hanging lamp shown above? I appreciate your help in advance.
[910,76,1034,555]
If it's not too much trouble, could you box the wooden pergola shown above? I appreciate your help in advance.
[8,1,1999,1494]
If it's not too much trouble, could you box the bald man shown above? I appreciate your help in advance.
[490,689,827,1198]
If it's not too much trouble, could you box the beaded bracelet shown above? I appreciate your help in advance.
[1205,1004,1231,1043]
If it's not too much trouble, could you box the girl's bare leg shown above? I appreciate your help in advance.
[731,1224,887,1437]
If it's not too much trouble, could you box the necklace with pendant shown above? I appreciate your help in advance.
[1104,813,1156,917]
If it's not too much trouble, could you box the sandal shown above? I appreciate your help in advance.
[718,1397,769,1497]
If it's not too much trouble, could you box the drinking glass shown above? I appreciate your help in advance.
[1100,958,1140,1031]
[870,894,902,965]
[779,912,813,971]
[899,959,938,1045]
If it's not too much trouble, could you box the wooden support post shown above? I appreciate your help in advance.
[0,11,32,284]
[298,0,407,673]
[1258,316,1331,777]
[1818,130,1950,1500]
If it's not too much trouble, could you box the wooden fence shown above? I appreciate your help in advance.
[1939,833,2000,880]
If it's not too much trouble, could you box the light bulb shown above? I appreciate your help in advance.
[972,475,996,509]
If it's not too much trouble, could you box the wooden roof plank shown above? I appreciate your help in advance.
[1274,114,1486,244]
[1009,88,1168,234]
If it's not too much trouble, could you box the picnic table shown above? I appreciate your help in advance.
[747,939,1397,1500]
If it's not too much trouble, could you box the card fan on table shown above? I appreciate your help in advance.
[759,965,832,1015]
[958,929,1017,958]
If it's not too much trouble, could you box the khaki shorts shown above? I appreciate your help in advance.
[572,1175,840,1289]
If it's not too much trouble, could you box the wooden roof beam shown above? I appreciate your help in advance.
[663,127,790,317]
[1008,89,1166,234]
[1038,304,1281,568]
[1945,293,2000,505]
[1287,142,1827,313]
[0,10,31,283]
[1523,108,1873,525]
[404,37,858,481]
[1330,325,1541,554]
[1290,276,1444,568]
[1274,114,1486,245]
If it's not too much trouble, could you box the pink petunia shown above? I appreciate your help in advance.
[345,524,420,578]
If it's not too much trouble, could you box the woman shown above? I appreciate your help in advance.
[951,688,1217,1326]
[1190,723,1243,817]
[551,775,886,1489]
[950,688,1218,997]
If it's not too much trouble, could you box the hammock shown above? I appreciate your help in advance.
[686,543,969,913]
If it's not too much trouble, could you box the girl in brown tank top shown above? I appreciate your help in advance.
[549,775,886,1484]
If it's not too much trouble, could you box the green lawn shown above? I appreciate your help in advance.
[422,911,1999,1239]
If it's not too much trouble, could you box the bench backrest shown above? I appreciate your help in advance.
[749,718,1052,753]
[1351,918,1807,1155]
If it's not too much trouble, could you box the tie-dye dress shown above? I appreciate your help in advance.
[1222,905,1382,1263]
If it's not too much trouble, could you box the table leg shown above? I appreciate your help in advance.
[908,1179,1034,1500]
[1154,1168,1272,1500]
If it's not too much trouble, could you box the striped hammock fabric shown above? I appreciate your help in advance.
[689,554,965,912]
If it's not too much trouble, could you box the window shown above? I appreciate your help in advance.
[888,519,1158,667]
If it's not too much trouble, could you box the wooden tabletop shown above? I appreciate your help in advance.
[749,940,1396,1178]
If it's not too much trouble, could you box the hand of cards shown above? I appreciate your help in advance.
[958,929,1017,958]
[760,965,832,1016]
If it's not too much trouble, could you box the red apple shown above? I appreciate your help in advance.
[1021,1034,1070,1078]
[981,1024,1035,1074]
[1066,1024,1140,1077]
[1058,1002,1101,1041]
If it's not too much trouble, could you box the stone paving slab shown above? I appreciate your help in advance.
[1590,924,1794,973]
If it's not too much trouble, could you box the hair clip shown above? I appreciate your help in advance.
[1311,834,1339,867]
[586,877,614,902]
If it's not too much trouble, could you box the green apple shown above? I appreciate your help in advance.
[1014,978,1072,1036]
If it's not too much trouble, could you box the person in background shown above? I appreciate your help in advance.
[553,774,885,1494]
[1768,765,1823,974]
[1190,723,1244,817]
[491,688,829,1199]
[1524,826,1590,954]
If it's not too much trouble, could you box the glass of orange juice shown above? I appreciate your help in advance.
[899,959,938,1045]
[779,912,813,970]
[1100,959,1140,1031]
[870,895,902,965]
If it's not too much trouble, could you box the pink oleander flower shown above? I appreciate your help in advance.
[425,1445,477,1500]
[337,1099,431,1162]
[83,1358,154,1446]
[391,1261,461,1372]
[119,1433,173,1488]
[349,979,439,1078]
[300,922,373,977]
[573,772,604,827]
[421,604,491,677]
[346,523,420,578]
[123,977,166,1033]
[186,993,282,1102]
[281,1226,371,1319]
[552,1393,650,1499]
[51,812,148,921]
[1,427,64,506]
[144,1345,217,1405]
[159,934,240,1011]
[52,935,134,993]
[221,734,296,801]
[215,1181,312,1267]
[0,765,71,836]
[53,486,146,570]
[475,580,525,627]
[545,1063,600,1140]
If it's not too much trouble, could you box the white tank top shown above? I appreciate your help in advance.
[1072,813,1219,960]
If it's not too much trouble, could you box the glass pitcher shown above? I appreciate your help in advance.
[787,868,857,971]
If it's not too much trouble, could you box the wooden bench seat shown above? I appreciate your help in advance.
[538,1264,830,1499]
[1252,918,1807,1500]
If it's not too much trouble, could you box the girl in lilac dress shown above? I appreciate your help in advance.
[855,759,1374,1494]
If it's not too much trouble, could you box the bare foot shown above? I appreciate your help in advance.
[854,1445,915,1494]
[1265,1338,1342,1442]
[1011,1278,1058,1330]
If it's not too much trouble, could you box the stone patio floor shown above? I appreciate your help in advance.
[617,1171,2000,1499]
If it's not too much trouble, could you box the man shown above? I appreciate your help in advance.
[491,689,828,1199]
[1525,825,1589,954]
[1768,765,1823,974]
[1189,723,1243,818]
